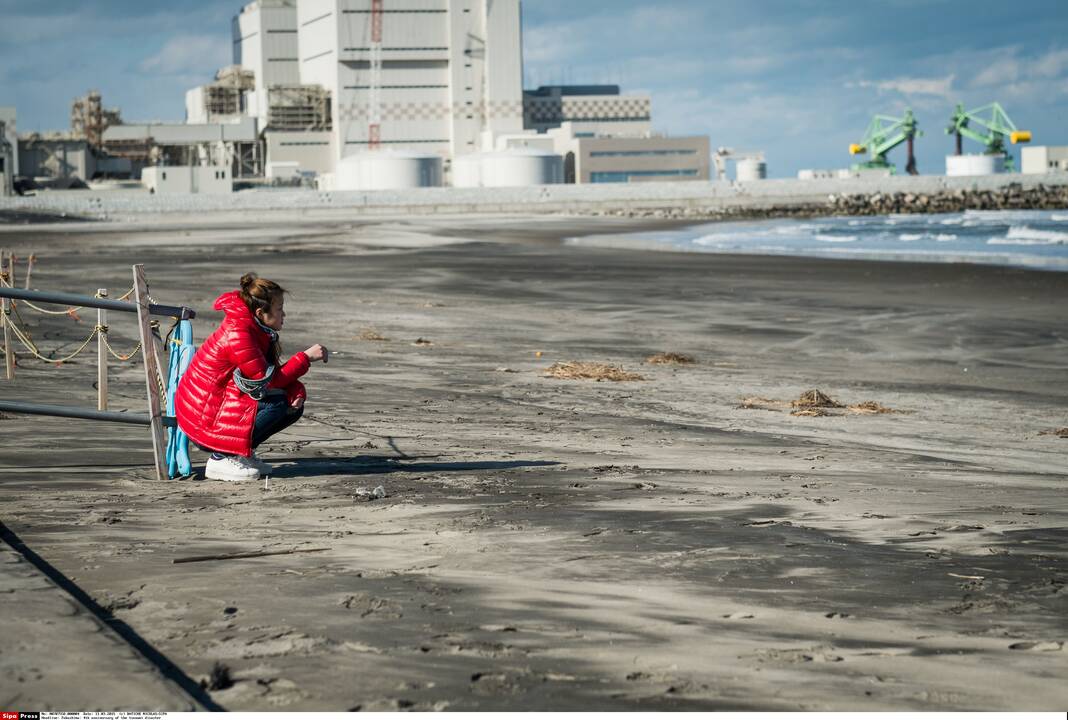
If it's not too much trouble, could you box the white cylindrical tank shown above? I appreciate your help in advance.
[735,158,767,181]
[336,150,443,190]
[451,153,482,188]
[479,149,563,187]
[945,153,1005,177]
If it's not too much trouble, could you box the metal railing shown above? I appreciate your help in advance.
[0,257,195,481]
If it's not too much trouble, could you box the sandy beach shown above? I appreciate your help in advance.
[0,212,1066,711]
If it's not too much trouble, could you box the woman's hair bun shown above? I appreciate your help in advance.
[240,272,258,289]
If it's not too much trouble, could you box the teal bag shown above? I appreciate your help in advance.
[165,319,195,478]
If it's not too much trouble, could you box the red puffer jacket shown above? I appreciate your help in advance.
[176,291,310,457]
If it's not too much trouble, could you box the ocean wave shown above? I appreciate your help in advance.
[1052,213,1068,222]
[990,226,1068,245]
[898,232,959,242]
[814,234,858,243]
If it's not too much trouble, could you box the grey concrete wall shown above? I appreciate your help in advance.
[3,171,1068,218]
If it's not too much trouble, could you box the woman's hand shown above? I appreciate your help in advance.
[291,397,305,410]
[305,344,329,363]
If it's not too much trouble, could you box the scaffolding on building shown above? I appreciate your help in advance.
[71,91,123,150]
[266,85,331,131]
[203,66,256,120]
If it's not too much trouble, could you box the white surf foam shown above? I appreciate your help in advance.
[988,226,1068,245]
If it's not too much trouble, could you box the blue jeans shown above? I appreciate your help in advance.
[251,392,304,449]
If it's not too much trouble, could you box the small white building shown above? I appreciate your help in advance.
[1022,146,1068,174]
[142,166,232,194]
[264,130,333,176]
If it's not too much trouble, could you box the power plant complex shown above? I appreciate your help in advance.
[1,0,711,195]
[0,0,1063,197]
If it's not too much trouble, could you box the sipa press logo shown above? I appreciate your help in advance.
[1,714,38,720]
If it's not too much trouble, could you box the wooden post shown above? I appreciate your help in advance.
[97,288,108,411]
[133,265,167,482]
[2,250,13,380]
[24,253,34,290]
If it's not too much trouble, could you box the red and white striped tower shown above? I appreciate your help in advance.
[368,0,383,150]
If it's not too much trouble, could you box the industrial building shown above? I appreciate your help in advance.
[0,107,16,195]
[103,117,259,176]
[523,85,652,137]
[1022,146,1068,174]
[207,0,710,188]
[7,1,715,192]
[142,165,233,194]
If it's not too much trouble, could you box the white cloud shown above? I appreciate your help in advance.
[1033,48,1068,78]
[855,74,955,97]
[140,34,230,77]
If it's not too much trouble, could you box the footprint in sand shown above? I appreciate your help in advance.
[723,612,755,620]
[1008,641,1063,651]
[339,593,404,619]
[470,670,523,695]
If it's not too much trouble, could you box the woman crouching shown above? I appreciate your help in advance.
[176,273,327,482]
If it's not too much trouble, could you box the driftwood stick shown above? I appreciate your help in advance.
[172,547,329,564]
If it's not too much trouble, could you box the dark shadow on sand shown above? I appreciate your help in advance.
[266,455,561,479]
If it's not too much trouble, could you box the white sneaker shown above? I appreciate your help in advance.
[206,455,260,482]
[249,452,273,474]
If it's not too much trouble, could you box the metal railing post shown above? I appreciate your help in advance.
[24,253,34,290]
[133,265,167,483]
[97,288,108,411]
[1,250,13,380]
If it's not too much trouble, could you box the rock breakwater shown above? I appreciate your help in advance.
[599,182,1068,223]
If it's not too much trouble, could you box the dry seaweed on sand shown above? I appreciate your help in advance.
[848,401,905,414]
[646,352,696,365]
[356,328,389,341]
[742,390,905,417]
[790,408,833,417]
[1038,427,1068,438]
[738,396,789,411]
[790,389,844,409]
[544,361,645,382]
[413,337,433,346]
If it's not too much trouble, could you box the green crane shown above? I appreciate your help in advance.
[945,102,1031,171]
[849,109,921,175]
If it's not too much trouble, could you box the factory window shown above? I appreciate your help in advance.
[343,47,448,52]
[589,149,697,158]
[343,9,447,13]
[344,85,448,90]
[562,116,651,123]
[590,169,698,183]
[345,139,448,145]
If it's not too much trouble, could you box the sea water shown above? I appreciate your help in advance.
[566,209,1068,271]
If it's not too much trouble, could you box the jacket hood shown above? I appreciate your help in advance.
[213,290,254,322]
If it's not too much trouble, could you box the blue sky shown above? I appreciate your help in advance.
[2,0,1065,177]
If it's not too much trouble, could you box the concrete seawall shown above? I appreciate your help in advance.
[2,172,1068,222]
